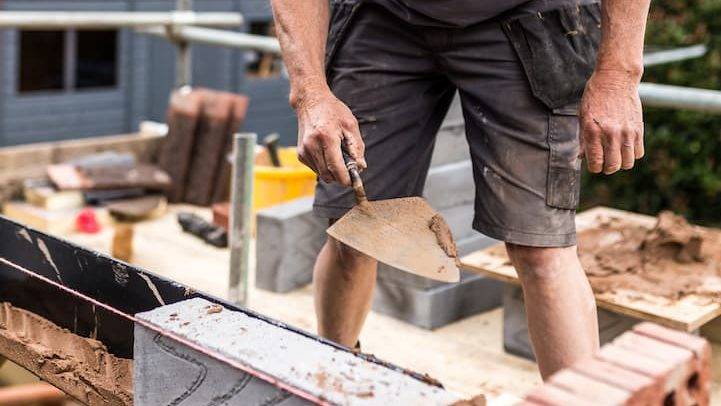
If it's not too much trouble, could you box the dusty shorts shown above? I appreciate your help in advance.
[314,0,601,247]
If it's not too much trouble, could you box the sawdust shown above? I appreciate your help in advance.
[579,211,721,301]
[0,302,133,405]
[429,214,459,261]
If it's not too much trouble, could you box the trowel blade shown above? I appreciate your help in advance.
[327,197,461,283]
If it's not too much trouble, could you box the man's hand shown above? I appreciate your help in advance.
[579,70,645,174]
[295,88,366,186]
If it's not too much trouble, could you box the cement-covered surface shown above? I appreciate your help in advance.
[136,298,460,405]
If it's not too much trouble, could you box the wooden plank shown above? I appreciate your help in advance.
[461,207,721,332]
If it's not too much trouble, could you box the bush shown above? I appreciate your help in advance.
[581,0,721,226]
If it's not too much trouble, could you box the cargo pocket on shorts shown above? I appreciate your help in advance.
[325,0,363,79]
[502,3,601,110]
[546,104,581,210]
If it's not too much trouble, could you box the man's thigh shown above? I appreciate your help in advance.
[442,5,600,247]
[315,3,455,220]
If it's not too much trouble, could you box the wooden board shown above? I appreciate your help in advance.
[461,207,721,332]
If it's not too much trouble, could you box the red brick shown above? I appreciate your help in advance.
[159,89,203,203]
[524,384,597,406]
[572,357,663,405]
[632,323,711,406]
[185,90,234,206]
[549,369,631,405]
[211,94,249,204]
[614,331,694,376]
[212,202,230,230]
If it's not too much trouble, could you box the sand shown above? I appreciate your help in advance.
[579,211,721,301]
[0,302,133,405]
[429,214,459,260]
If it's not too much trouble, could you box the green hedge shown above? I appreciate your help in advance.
[581,0,721,226]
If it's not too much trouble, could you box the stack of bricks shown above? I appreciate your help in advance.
[256,94,504,329]
[522,322,711,405]
[159,87,249,206]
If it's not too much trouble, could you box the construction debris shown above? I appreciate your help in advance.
[177,212,228,248]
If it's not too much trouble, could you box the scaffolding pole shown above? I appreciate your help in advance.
[639,83,721,114]
[140,25,281,54]
[0,11,242,29]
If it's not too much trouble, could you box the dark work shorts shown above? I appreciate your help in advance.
[314,0,601,247]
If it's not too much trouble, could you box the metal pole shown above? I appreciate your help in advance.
[174,0,193,88]
[643,44,708,67]
[0,11,242,29]
[140,25,281,55]
[229,133,256,305]
[639,83,721,114]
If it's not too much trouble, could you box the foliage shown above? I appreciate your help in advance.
[580,0,721,225]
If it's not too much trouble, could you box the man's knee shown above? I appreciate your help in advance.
[505,243,578,281]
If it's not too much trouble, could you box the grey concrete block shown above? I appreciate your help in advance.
[377,233,497,289]
[502,284,639,361]
[372,271,503,329]
[135,298,460,405]
[423,160,475,211]
[431,95,470,167]
[255,197,325,293]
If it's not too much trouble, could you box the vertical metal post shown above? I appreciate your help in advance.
[174,0,192,87]
[229,133,256,305]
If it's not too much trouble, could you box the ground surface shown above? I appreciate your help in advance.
[66,205,721,403]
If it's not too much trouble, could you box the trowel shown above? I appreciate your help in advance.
[326,149,461,283]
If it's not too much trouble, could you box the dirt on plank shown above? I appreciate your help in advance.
[0,302,133,405]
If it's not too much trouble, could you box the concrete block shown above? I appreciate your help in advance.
[423,160,475,211]
[431,95,470,168]
[372,271,503,329]
[134,298,460,405]
[255,197,325,293]
[502,284,639,360]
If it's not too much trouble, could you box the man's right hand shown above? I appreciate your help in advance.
[294,89,366,186]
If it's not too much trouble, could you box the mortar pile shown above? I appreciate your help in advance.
[579,211,721,301]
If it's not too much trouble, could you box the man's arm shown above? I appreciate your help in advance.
[271,0,365,186]
[580,0,651,174]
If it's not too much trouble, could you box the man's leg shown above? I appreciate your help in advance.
[313,236,377,347]
[506,244,599,378]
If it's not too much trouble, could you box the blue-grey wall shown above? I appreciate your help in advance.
[0,0,298,147]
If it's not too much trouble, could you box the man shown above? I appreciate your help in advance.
[271,0,649,379]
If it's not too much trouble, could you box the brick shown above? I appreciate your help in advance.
[597,344,675,391]
[524,384,597,406]
[159,89,203,203]
[184,90,234,206]
[549,369,631,405]
[134,298,460,405]
[614,331,694,373]
[502,285,637,361]
[212,202,230,230]
[211,94,250,204]
[255,197,325,293]
[632,323,712,406]
[571,357,663,405]
[372,271,502,329]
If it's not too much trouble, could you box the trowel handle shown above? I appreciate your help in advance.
[341,143,368,204]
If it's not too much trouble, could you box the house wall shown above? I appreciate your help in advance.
[0,0,298,147]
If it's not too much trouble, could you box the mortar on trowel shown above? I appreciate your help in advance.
[327,147,461,282]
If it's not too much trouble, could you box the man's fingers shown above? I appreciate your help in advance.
[634,125,645,159]
[621,130,636,170]
[582,122,604,173]
[322,131,352,186]
[602,127,623,174]
[341,118,366,170]
[304,136,334,183]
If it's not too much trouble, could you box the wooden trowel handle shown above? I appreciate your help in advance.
[341,143,368,204]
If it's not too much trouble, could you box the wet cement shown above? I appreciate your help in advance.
[0,302,133,405]
[429,214,459,260]
[578,211,721,301]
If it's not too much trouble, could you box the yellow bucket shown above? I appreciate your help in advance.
[253,147,316,212]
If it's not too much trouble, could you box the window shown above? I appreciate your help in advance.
[76,30,118,88]
[245,21,282,79]
[18,29,118,93]
[19,31,65,92]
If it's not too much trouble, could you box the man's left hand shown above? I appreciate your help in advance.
[579,70,645,174]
